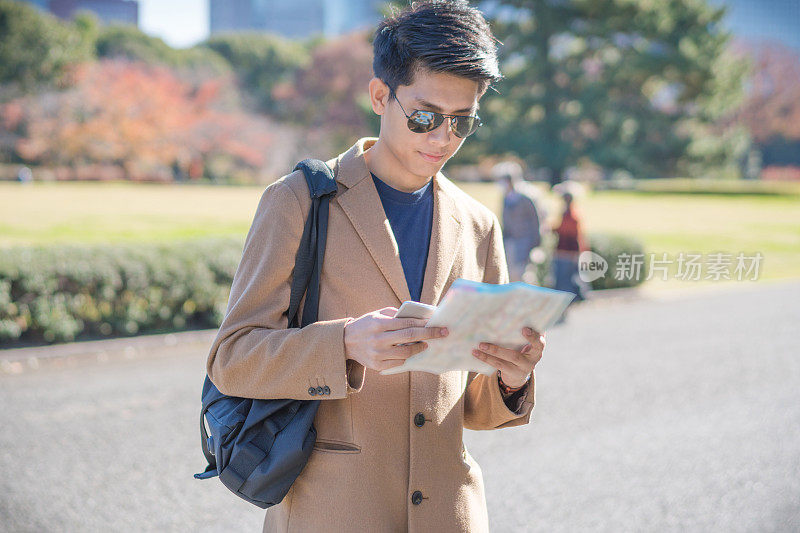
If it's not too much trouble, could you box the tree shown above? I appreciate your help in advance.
[0,0,94,95]
[94,23,231,81]
[0,59,292,179]
[730,41,800,169]
[202,33,309,117]
[735,42,800,143]
[273,32,375,152]
[470,0,748,183]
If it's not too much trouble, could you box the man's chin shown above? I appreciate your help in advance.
[411,152,449,176]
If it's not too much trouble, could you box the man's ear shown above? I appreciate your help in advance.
[369,77,391,115]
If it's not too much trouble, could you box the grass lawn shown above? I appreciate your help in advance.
[460,182,800,284]
[0,181,259,245]
[2,181,798,284]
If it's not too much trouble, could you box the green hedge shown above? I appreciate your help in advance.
[1,231,645,347]
[531,232,647,291]
[593,177,800,197]
[0,238,243,346]
[585,233,647,290]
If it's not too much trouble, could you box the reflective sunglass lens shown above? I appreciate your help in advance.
[404,107,482,137]
[409,111,442,133]
[415,111,435,126]
[453,117,480,138]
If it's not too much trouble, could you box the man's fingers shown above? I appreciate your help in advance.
[384,316,432,331]
[382,326,446,346]
[522,327,546,347]
[376,342,429,370]
[378,307,399,317]
[372,329,434,368]
[475,342,524,365]
[377,360,404,371]
[391,341,428,358]
[472,349,515,374]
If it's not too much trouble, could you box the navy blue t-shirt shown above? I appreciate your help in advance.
[371,173,433,302]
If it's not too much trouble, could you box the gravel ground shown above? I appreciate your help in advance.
[1,280,798,532]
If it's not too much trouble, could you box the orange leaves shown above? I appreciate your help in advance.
[277,32,374,132]
[1,58,283,179]
[736,42,800,143]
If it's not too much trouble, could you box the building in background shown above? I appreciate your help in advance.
[209,0,384,39]
[20,0,139,26]
[21,0,49,8]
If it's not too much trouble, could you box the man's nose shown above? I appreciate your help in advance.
[428,116,453,145]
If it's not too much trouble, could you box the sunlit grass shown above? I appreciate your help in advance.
[0,181,261,246]
[2,181,798,282]
[458,183,799,282]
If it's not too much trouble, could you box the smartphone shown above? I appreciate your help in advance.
[395,300,436,320]
[393,301,437,346]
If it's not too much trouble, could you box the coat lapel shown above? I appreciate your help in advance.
[333,138,463,306]
[334,139,410,304]
[419,176,462,306]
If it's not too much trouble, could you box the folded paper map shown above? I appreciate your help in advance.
[380,279,575,376]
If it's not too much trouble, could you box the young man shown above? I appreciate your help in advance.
[206,2,546,531]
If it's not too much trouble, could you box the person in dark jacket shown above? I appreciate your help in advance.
[495,162,545,282]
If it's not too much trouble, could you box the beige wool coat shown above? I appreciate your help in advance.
[206,137,535,532]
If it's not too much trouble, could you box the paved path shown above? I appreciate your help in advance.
[1,281,798,532]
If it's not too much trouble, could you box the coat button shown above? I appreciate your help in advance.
[316,386,324,395]
[308,387,317,396]
[414,413,425,427]
[323,385,331,395]
[411,490,423,505]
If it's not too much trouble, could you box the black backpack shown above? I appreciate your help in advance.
[194,159,337,508]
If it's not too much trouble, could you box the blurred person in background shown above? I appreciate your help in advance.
[17,166,32,183]
[494,161,546,282]
[551,188,590,303]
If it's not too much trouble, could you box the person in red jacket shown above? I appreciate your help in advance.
[552,191,591,302]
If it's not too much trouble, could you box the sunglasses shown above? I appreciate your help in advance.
[391,91,483,138]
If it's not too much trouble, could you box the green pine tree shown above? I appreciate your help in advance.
[468,0,748,184]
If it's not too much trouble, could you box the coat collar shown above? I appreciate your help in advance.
[331,137,463,306]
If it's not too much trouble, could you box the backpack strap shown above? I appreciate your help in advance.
[195,380,228,478]
[286,159,338,329]
[196,160,336,480]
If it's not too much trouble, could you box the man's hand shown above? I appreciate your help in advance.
[471,327,545,388]
[344,307,449,372]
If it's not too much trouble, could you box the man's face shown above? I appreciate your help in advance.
[376,68,482,180]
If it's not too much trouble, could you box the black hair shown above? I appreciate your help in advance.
[373,0,501,94]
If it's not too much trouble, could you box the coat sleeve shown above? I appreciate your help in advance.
[463,214,535,430]
[206,178,365,400]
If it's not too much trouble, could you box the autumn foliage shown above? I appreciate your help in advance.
[0,59,293,181]
[736,43,800,143]
[275,33,373,130]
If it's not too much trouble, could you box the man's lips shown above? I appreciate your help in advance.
[419,151,446,163]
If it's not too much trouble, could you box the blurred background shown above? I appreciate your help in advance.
[0,1,798,531]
